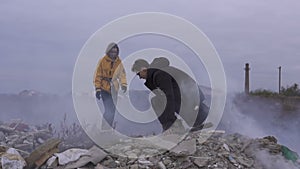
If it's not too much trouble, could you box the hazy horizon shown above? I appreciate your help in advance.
[1,0,300,94]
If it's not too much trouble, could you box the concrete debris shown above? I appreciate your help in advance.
[1,148,26,169]
[25,138,60,169]
[54,148,89,165]
[223,143,230,152]
[62,146,107,169]
[170,138,197,156]
[158,161,166,169]
[0,121,299,169]
[192,157,211,167]
[0,122,54,154]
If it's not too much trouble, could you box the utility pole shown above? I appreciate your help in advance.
[244,63,250,94]
[278,66,282,94]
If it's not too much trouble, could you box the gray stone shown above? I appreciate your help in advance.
[158,161,166,169]
[138,159,153,166]
[0,131,5,141]
[130,164,139,169]
[162,158,172,166]
[192,157,211,167]
[237,157,254,167]
[64,146,108,168]
[171,139,196,156]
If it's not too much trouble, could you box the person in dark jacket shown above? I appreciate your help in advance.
[132,57,209,132]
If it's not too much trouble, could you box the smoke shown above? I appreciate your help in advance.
[0,92,78,127]
[219,93,300,154]
[255,150,299,169]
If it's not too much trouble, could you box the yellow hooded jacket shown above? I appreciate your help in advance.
[94,55,127,93]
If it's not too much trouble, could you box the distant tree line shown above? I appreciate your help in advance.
[250,83,300,97]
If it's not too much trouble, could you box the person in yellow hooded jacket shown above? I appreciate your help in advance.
[94,42,127,128]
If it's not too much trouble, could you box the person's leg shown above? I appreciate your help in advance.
[101,90,116,128]
[151,96,177,131]
[193,102,209,127]
[110,88,118,128]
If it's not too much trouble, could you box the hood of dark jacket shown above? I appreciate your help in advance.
[149,57,170,69]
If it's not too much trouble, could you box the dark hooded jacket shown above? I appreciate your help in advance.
[144,67,180,125]
[146,57,205,127]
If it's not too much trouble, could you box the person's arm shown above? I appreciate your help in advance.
[118,62,127,88]
[154,72,176,115]
[94,58,103,92]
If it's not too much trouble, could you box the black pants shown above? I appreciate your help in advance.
[151,96,177,131]
[192,102,209,127]
[151,96,209,130]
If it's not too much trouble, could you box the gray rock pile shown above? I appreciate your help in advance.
[97,131,299,169]
[0,120,299,169]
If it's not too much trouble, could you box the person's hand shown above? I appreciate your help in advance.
[121,86,127,93]
[96,91,101,100]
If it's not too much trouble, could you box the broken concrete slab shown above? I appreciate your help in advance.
[55,148,89,166]
[25,138,60,169]
[170,138,197,156]
[192,157,211,168]
[0,125,15,134]
[1,148,26,169]
[61,146,107,169]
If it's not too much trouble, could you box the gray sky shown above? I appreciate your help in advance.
[1,0,300,94]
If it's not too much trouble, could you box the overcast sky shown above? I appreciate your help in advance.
[1,0,299,94]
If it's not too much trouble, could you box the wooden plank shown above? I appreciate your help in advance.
[35,147,59,167]
[25,138,60,169]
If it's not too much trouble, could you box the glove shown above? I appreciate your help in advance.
[96,91,101,100]
[121,86,127,93]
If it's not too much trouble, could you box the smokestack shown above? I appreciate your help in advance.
[278,66,282,94]
[244,63,250,94]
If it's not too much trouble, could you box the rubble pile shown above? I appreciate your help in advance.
[0,120,299,169]
[0,120,93,154]
[97,132,299,169]
[0,120,53,154]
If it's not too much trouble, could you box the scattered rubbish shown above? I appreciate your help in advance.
[223,143,230,152]
[0,119,299,168]
[281,145,299,163]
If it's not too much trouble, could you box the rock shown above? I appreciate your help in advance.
[55,148,89,165]
[95,163,104,169]
[170,139,197,156]
[130,163,139,169]
[127,159,137,165]
[0,120,298,169]
[46,156,58,168]
[101,156,114,167]
[163,158,172,165]
[14,143,32,152]
[223,143,230,152]
[0,131,5,141]
[142,148,159,155]
[180,161,193,169]
[138,159,153,166]
[0,125,15,134]
[1,148,26,169]
[158,161,166,169]
[106,160,118,168]
[192,157,211,167]
[263,136,277,143]
[237,156,254,167]
[25,138,61,169]
[125,149,140,158]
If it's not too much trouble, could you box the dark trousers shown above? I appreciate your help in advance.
[151,96,177,131]
[100,90,117,128]
[193,102,209,127]
[151,95,209,130]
